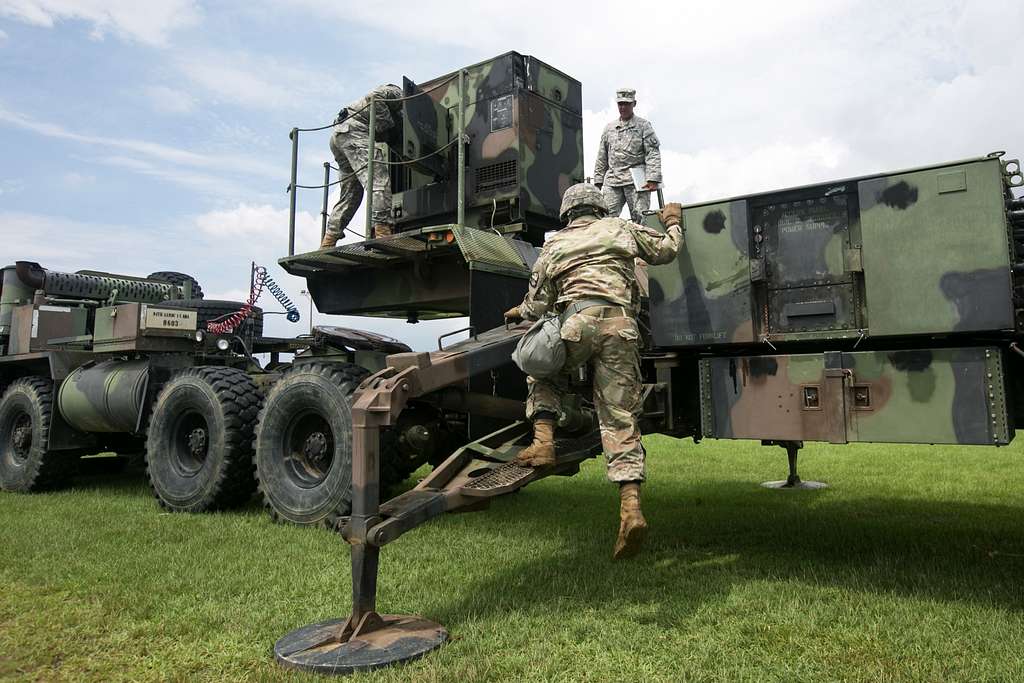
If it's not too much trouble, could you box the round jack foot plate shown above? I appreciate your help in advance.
[275,615,447,675]
[761,479,828,490]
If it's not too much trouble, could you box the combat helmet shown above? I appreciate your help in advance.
[559,183,608,222]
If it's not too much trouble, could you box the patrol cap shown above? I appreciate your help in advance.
[616,88,636,103]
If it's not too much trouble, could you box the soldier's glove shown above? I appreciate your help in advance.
[504,306,523,322]
[659,203,683,228]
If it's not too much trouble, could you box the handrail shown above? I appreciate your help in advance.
[297,73,461,133]
[286,71,466,255]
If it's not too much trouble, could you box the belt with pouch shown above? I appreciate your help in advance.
[559,297,628,323]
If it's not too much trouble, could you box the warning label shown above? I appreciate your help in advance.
[142,307,197,331]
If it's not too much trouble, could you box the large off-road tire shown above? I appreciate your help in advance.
[145,367,262,512]
[159,299,264,338]
[255,362,413,527]
[147,271,204,299]
[0,377,74,491]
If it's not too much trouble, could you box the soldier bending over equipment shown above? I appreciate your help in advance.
[321,84,403,248]
[504,184,684,559]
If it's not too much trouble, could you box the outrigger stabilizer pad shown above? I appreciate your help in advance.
[761,477,828,490]
[760,440,828,490]
[274,613,447,675]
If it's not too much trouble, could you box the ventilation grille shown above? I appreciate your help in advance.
[475,160,518,194]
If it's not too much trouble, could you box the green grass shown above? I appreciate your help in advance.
[3,437,1024,682]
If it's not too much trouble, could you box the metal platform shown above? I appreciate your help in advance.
[279,223,531,278]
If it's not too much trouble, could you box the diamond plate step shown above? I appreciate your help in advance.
[459,462,536,497]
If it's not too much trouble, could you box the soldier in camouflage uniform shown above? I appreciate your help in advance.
[505,183,684,559]
[321,84,403,248]
[593,88,663,223]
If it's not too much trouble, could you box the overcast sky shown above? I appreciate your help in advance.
[1,1,1022,349]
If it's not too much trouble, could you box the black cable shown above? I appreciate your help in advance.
[292,137,460,190]
[293,73,459,133]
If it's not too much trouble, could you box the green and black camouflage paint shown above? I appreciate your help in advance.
[394,52,584,243]
[650,155,1016,347]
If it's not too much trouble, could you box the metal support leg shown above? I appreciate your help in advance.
[321,162,330,240]
[760,440,828,490]
[288,127,299,256]
[274,376,447,675]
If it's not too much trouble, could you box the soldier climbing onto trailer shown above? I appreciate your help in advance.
[594,88,663,223]
[321,83,403,248]
[504,183,684,559]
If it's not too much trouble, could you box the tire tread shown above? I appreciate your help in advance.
[145,366,262,511]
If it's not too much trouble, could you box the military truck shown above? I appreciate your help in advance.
[264,51,1024,672]
[0,262,417,516]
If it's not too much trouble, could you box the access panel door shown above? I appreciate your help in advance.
[756,193,861,336]
[858,157,1013,337]
[648,200,757,347]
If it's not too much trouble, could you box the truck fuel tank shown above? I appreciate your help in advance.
[57,360,150,434]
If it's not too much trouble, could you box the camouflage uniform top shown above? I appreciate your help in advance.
[593,115,662,187]
[519,215,683,319]
[335,84,403,135]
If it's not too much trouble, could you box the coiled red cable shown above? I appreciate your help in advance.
[206,268,267,335]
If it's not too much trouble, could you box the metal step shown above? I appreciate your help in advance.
[460,462,536,497]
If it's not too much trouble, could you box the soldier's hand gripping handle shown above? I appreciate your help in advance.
[658,203,683,228]
[504,306,523,322]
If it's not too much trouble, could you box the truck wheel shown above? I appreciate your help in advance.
[145,367,262,512]
[147,271,204,299]
[0,377,73,491]
[255,362,389,527]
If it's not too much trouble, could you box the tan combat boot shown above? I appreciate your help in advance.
[612,482,648,560]
[513,418,556,467]
[373,223,393,239]
[320,233,339,249]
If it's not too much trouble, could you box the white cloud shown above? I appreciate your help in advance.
[92,155,251,198]
[0,28,8,44]
[0,106,269,174]
[175,52,343,111]
[0,211,169,272]
[144,85,197,114]
[286,0,1024,201]
[193,200,368,253]
[0,106,280,184]
[196,202,315,240]
[660,139,849,204]
[0,178,24,196]
[0,0,200,46]
[61,171,95,188]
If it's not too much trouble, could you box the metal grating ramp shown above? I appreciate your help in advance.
[279,232,457,275]
[460,462,535,497]
[451,226,529,274]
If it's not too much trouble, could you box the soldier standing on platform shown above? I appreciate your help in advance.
[593,88,663,223]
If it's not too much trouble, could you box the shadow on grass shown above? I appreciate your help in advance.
[38,454,1024,630]
[427,478,1024,630]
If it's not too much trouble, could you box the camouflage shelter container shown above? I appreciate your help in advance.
[394,51,584,244]
[649,154,1019,346]
[648,153,1024,446]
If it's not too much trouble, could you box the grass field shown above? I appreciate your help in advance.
[2,436,1024,682]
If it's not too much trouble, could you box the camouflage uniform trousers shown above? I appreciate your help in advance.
[602,184,651,224]
[525,308,645,483]
[326,128,392,240]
